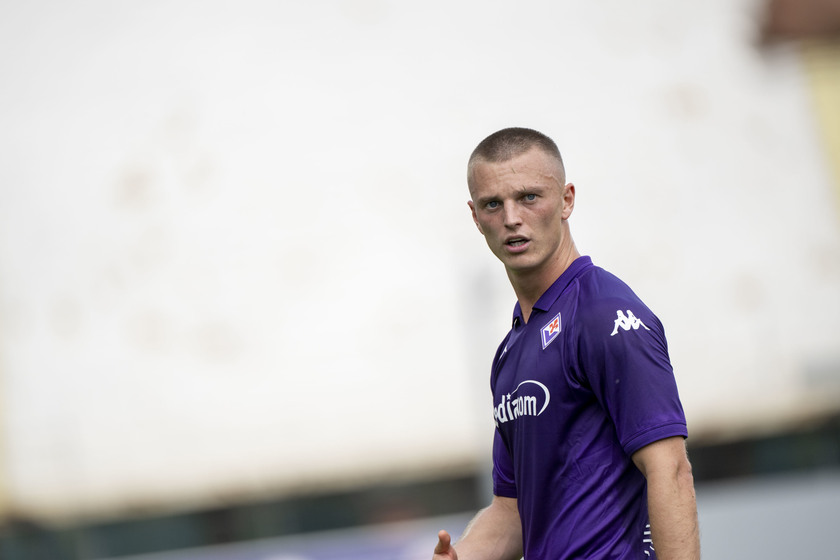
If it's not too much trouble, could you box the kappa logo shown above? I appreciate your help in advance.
[610,310,650,336]
[541,312,562,349]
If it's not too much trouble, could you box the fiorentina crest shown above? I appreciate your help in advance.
[541,312,562,349]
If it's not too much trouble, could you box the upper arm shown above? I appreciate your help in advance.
[631,436,691,479]
[456,495,522,560]
[631,437,700,559]
[491,495,519,516]
[485,495,523,557]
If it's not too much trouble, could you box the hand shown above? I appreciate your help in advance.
[433,529,458,560]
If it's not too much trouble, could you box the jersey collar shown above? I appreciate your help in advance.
[511,256,594,326]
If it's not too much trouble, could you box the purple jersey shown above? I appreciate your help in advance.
[491,256,687,559]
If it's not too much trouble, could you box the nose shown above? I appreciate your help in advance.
[502,201,522,228]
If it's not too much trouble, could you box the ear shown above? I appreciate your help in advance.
[467,200,484,235]
[561,183,575,220]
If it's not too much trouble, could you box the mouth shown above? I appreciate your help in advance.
[505,236,530,251]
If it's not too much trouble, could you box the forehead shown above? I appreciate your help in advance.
[469,148,563,195]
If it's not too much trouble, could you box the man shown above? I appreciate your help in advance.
[433,128,699,559]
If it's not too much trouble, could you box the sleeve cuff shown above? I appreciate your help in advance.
[623,422,688,456]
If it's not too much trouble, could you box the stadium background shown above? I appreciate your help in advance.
[1,0,839,558]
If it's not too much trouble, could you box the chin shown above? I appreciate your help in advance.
[504,259,540,274]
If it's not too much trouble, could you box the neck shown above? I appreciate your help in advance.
[509,243,580,323]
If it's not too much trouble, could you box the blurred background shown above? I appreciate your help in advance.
[1,0,839,558]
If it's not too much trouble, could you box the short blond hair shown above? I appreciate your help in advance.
[467,127,565,188]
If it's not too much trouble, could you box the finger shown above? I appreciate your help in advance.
[433,529,452,554]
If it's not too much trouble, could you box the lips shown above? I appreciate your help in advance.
[505,236,530,252]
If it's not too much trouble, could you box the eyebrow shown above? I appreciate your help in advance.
[514,184,550,196]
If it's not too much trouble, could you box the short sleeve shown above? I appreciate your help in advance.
[492,429,517,498]
[574,297,687,456]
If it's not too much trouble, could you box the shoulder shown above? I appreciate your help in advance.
[576,265,640,301]
[571,266,663,341]
[575,266,651,316]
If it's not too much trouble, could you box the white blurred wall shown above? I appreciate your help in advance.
[0,0,838,521]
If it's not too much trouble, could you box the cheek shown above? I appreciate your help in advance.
[535,211,564,237]
[531,208,553,225]
[475,215,499,236]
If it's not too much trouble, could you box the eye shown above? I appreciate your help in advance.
[523,193,537,202]
[486,200,500,210]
